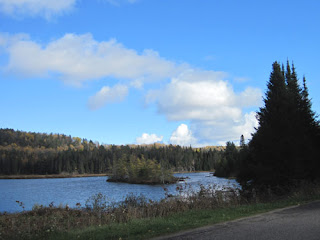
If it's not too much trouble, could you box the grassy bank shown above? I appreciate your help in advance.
[1,183,320,240]
[52,197,320,240]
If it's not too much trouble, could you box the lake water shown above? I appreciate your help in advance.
[0,172,238,213]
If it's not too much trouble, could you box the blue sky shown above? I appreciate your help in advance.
[0,0,319,146]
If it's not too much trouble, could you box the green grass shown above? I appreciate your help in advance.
[50,195,320,240]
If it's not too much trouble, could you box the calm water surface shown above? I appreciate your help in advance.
[0,172,238,213]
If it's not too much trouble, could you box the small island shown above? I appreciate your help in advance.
[107,155,178,184]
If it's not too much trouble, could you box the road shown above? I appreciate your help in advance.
[154,201,320,240]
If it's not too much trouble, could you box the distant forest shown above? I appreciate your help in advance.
[0,128,238,175]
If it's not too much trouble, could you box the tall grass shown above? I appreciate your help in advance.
[1,182,320,240]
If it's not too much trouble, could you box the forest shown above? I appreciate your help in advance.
[0,128,234,176]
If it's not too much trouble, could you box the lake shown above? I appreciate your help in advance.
[0,172,238,213]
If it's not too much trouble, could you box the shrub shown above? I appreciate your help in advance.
[85,193,107,213]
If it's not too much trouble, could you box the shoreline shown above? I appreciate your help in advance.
[106,176,181,185]
[0,173,108,179]
[173,170,213,174]
[0,171,214,180]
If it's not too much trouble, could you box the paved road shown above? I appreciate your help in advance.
[154,201,320,240]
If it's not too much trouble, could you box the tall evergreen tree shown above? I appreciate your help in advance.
[238,61,320,189]
[247,62,290,186]
[299,76,320,179]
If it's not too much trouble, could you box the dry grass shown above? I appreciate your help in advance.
[1,182,320,240]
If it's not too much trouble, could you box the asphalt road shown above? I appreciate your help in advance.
[154,201,320,240]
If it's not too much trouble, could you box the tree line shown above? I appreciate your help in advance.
[0,128,231,175]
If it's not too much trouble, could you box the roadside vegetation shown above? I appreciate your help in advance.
[1,181,320,240]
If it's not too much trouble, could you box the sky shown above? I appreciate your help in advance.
[0,0,319,146]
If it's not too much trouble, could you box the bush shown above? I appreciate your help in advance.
[85,193,107,213]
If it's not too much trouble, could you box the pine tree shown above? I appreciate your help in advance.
[247,62,289,186]
[299,76,320,179]
[286,63,319,180]
[238,61,320,190]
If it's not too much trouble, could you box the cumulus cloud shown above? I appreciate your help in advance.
[0,0,76,19]
[0,32,263,144]
[147,69,262,145]
[1,33,180,87]
[191,112,259,146]
[136,133,163,144]
[170,124,197,146]
[232,112,258,141]
[237,87,262,107]
[88,84,128,110]
[147,70,261,121]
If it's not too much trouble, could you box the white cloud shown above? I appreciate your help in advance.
[88,84,128,110]
[232,112,258,140]
[0,32,263,144]
[1,33,180,87]
[147,70,261,122]
[0,0,76,19]
[237,87,262,107]
[147,69,262,145]
[170,124,197,146]
[0,33,28,48]
[192,111,258,146]
[136,133,163,144]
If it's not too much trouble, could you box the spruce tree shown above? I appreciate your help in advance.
[299,76,320,179]
[246,62,289,187]
[285,62,304,179]
[238,61,320,190]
